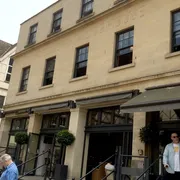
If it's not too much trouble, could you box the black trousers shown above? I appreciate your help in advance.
[164,172,180,180]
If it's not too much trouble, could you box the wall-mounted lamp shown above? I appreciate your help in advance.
[138,149,143,156]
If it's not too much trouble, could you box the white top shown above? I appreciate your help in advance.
[105,163,115,171]
[173,143,180,172]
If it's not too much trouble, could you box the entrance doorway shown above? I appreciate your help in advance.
[86,132,132,180]
[35,134,64,176]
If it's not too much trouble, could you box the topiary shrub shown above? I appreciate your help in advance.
[15,132,29,145]
[139,123,158,144]
[56,130,75,146]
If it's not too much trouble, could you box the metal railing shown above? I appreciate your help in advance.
[80,146,151,180]
[137,155,163,180]
[0,147,7,154]
[80,152,117,180]
[18,149,51,180]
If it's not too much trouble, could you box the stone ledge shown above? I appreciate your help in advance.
[165,51,180,59]
[39,84,54,90]
[16,91,28,96]
[69,75,88,83]
[109,62,136,73]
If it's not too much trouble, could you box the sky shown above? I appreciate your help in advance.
[0,0,57,44]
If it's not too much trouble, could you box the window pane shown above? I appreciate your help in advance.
[42,113,70,129]
[8,66,12,73]
[20,67,30,92]
[44,77,53,86]
[101,109,113,124]
[116,51,133,66]
[54,19,61,27]
[174,33,180,46]
[46,59,55,72]
[119,47,131,55]
[130,30,134,37]
[115,29,134,67]
[31,25,37,33]
[76,66,87,77]
[129,37,133,46]
[8,136,16,148]
[12,119,26,130]
[118,41,123,49]
[54,12,62,21]
[21,84,27,91]
[174,21,180,32]
[74,46,89,78]
[82,0,93,16]
[9,59,14,66]
[6,74,11,82]
[88,107,133,126]
[77,61,87,68]
[124,32,129,39]
[84,3,93,13]
[46,71,54,78]
[43,58,55,86]
[119,34,124,41]
[174,12,180,22]
[29,25,37,44]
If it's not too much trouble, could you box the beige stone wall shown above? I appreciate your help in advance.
[8,0,180,109]
[16,0,124,52]
[132,112,146,156]
[65,108,87,179]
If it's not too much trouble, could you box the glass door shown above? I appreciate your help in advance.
[24,133,40,175]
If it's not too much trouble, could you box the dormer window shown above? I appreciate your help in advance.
[52,10,63,33]
[28,24,38,45]
[81,0,93,17]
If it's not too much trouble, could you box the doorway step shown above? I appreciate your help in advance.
[19,176,44,180]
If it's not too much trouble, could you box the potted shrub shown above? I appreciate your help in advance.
[15,132,29,145]
[55,130,75,180]
[15,132,29,173]
[139,123,158,144]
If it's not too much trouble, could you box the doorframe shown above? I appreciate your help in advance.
[23,133,40,176]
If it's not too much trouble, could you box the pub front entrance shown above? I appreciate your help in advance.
[83,106,133,180]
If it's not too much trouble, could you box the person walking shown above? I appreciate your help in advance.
[163,132,180,180]
[0,154,18,180]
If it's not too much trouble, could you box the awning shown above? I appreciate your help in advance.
[31,101,70,112]
[76,90,139,106]
[121,86,180,113]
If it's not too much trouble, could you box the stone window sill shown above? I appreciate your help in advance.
[114,0,128,6]
[109,62,135,73]
[76,13,95,24]
[24,42,36,48]
[47,29,62,37]
[69,75,88,83]
[165,51,180,59]
[39,84,54,90]
[16,91,28,96]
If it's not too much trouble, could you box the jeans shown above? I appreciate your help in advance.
[164,171,180,180]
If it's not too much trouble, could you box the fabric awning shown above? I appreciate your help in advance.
[121,86,180,113]
[76,90,139,106]
[31,101,70,112]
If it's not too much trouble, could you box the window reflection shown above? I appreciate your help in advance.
[11,118,27,131]
[42,112,70,129]
[160,109,180,121]
[88,106,133,126]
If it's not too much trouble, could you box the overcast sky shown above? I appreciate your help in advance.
[0,0,57,44]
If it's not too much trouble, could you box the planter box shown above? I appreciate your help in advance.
[54,164,68,180]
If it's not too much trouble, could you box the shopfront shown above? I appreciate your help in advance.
[121,83,180,178]
[34,112,70,176]
[75,90,138,180]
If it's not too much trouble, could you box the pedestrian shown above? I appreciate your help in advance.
[163,132,180,180]
[0,154,18,180]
